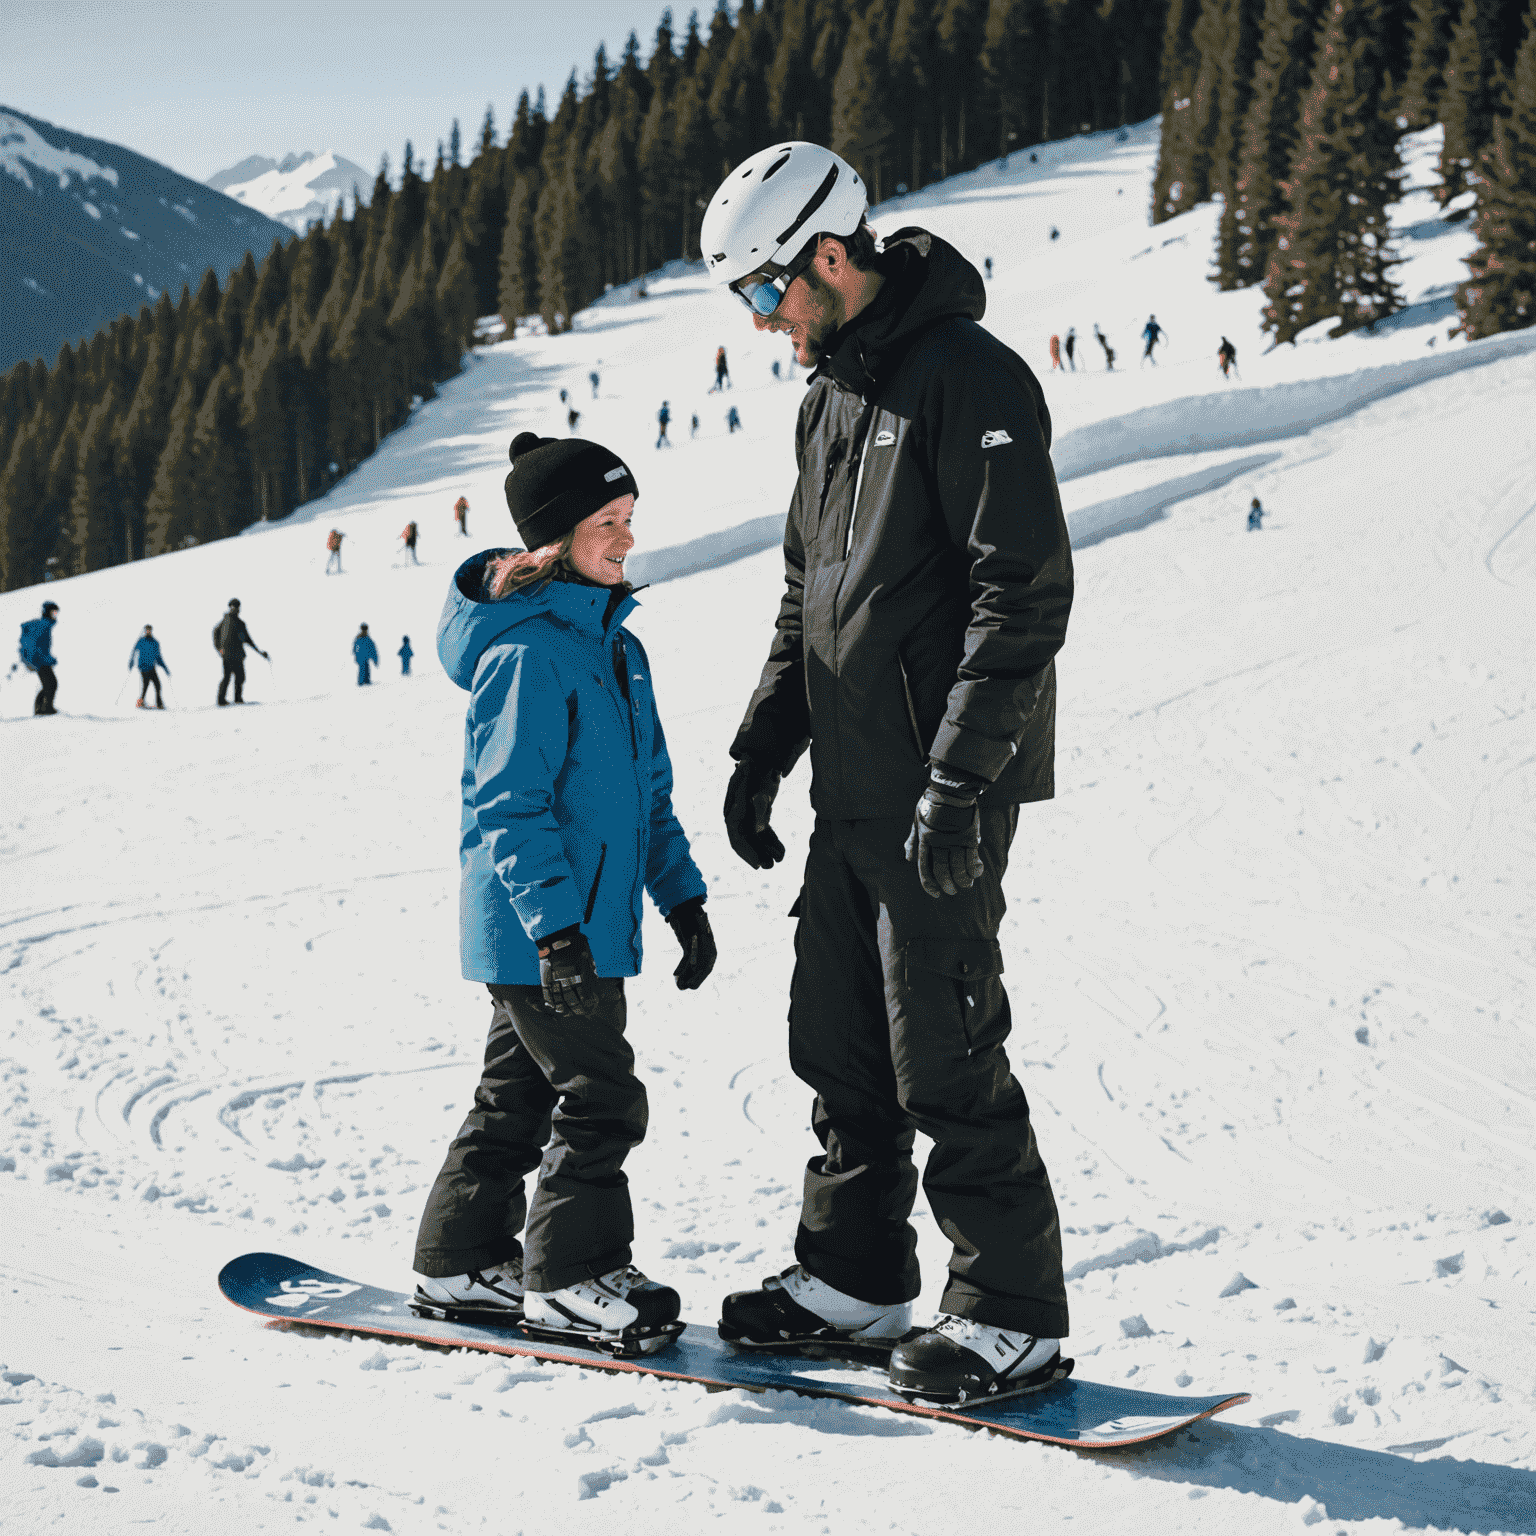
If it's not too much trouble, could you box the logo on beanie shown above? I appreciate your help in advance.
[605,466,628,482]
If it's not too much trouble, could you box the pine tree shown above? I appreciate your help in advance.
[1228,0,1328,289]
[0,417,45,590]
[1152,0,1207,222]
[189,365,249,542]
[1207,0,1268,287]
[498,173,541,328]
[831,0,895,201]
[935,0,988,172]
[1263,0,1405,342]
[983,0,1048,162]
[143,375,200,557]
[1457,16,1536,337]
[1439,0,1501,208]
[436,234,479,360]
[1400,0,1457,124]
[69,387,122,575]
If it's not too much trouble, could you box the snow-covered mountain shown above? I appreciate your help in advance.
[4,120,1534,1535]
[0,107,294,374]
[208,149,370,234]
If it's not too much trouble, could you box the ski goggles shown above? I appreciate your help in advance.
[729,239,819,317]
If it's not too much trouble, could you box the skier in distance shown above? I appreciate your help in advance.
[399,635,414,675]
[455,496,470,537]
[1218,337,1238,379]
[1048,333,1063,371]
[325,528,345,574]
[18,600,61,715]
[726,404,742,433]
[1094,323,1114,371]
[399,520,420,565]
[656,401,672,448]
[1248,497,1265,531]
[213,599,267,706]
[411,431,717,1349]
[129,623,169,708]
[353,623,379,685]
[1141,314,1167,366]
[589,369,600,398]
[1064,326,1076,371]
[712,345,731,392]
[701,141,1074,1405]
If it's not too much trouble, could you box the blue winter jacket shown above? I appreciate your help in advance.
[18,616,55,670]
[352,635,379,665]
[438,551,707,984]
[130,636,164,671]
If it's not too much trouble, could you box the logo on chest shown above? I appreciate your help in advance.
[981,429,1013,449]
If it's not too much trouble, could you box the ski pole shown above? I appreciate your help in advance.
[114,671,131,706]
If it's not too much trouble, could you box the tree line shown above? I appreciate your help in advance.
[1,0,1179,591]
[1153,0,1535,345]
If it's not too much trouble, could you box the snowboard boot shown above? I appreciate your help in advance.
[410,1259,524,1322]
[523,1265,683,1354]
[135,699,146,708]
[888,1316,1065,1404]
[719,1265,913,1358]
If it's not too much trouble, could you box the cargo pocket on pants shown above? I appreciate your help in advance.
[901,938,1005,1058]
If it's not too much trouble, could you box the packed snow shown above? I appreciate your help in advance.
[210,150,371,234]
[3,119,1533,1535]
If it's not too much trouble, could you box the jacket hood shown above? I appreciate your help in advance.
[815,228,986,398]
[437,550,637,689]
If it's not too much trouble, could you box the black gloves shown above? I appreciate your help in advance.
[905,764,987,898]
[666,897,717,991]
[723,756,785,869]
[536,926,600,1015]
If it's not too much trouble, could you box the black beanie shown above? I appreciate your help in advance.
[503,432,638,550]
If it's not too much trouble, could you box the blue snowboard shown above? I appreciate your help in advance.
[219,1252,1249,1449]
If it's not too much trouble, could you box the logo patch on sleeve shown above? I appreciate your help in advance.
[873,429,896,447]
[980,429,1013,448]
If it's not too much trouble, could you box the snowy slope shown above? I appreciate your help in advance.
[0,107,294,373]
[3,120,1534,1536]
[209,150,371,234]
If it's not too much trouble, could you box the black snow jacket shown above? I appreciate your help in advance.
[731,228,1073,818]
[213,613,258,659]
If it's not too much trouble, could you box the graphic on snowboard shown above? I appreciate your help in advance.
[219,1253,1250,1448]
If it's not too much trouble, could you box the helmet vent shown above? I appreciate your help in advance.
[761,152,792,182]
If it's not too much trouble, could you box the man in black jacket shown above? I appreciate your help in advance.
[213,598,268,706]
[701,143,1075,1404]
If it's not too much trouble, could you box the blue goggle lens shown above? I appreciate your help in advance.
[734,275,784,316]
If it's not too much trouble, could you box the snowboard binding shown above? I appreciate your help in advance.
[515,1318,686,1358]
[408,1290,524,1326]
[892,1351,1075,1407]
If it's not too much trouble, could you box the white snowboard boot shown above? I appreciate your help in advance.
[524,1265,681,1337]
[719,1264,913,1353]
[412,1259,524,1318]
[889,1315,1062,1403]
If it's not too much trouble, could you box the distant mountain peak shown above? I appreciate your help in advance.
[207,150,371,235]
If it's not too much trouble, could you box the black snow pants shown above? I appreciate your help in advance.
[218,657,245,704]
[33,665,57,714]
[413,979,648,1293]
[789,812,1069,1338]
[138,668,162,705]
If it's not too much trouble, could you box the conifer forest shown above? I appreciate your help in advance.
[2,0,1532,591]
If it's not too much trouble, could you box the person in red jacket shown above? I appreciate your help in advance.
[454,496,470,537]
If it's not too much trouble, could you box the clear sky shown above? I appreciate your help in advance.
[5,0,689,184]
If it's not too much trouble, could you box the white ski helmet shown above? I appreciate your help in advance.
[701,142,867,288]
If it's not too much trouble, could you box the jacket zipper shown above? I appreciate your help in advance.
[584,843,608,924]
[842,411,873,561]
[614,633,638,759]
[897,654,924,757]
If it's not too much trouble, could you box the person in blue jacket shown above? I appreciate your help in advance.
[352,624,379,685]
[18,601,60,715]
[129,624,170,708]
[398,635,413,675]
[411,431,716,1348]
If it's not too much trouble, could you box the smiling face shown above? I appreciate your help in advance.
[568,494,636,585]
[750,247,845,366]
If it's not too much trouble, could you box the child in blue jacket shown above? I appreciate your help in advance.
[129,624,170,708]
[352,624,379,685]
[412,432,716,1349]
